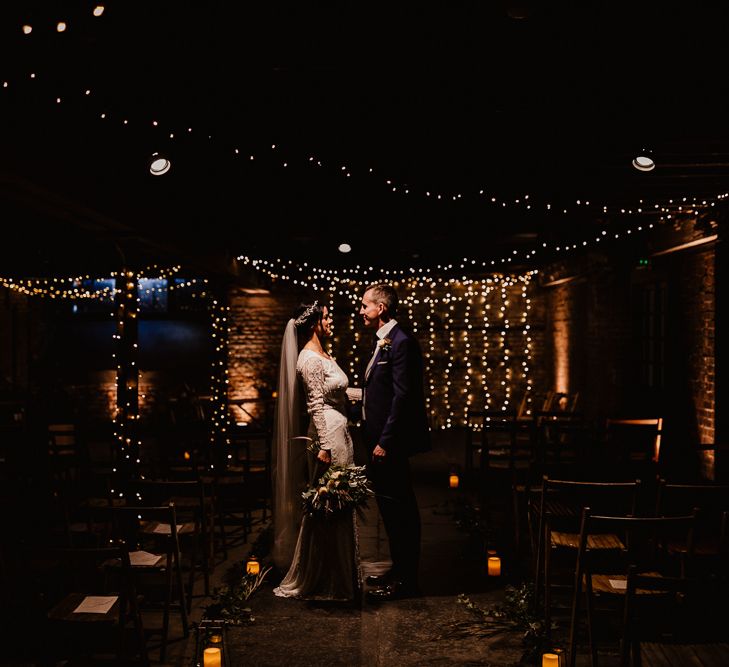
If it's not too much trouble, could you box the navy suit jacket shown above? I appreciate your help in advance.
[363,323,431,457]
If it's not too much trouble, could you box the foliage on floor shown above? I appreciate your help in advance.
[205,562,271,625]
[450,583,549,662]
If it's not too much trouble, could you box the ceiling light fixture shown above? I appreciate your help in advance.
[149,152,171,176]
[22,24,32,35]
[93,5,105,17]
[338,243,352,253]
[632,150,655,172]
[56,21,67,33]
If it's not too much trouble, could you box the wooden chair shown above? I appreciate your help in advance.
[620,567,729,666]
[29,540,147,665]
[568,509,697,667]
[103,504,190,661]
[533,478,642,636]
[48,422,84,482]
[655,479,729,578]
[465,408,523,473]
[602,418,663,481]
[207,469,253,556]
[124,479,211,611]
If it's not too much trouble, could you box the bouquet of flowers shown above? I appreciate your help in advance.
[302,465,373,518]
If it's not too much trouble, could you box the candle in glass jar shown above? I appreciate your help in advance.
[542,653,559,667]
[487,556,501,576]
[449,474,459,489]
[246,556,260,575]
[204,647,221,667]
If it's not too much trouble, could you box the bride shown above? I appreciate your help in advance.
[271,300,360,601]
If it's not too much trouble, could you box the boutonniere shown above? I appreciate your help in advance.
[377,337,392,352]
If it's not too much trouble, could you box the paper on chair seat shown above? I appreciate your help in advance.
[608,578,627,590]
[153,523,177,534]
[73,595,118,614]
[130,550,163,566]
[152,522,193,534]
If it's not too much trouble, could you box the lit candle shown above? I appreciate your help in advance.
[184,451,191,460]
[246,556,260,575]
[204,647,221,667]
[488,556,501,576]
[449,474,459,489]
[542,653,559,667]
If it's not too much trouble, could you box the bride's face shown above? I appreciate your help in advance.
[316,307,333,339]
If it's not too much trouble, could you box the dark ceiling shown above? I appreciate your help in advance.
[2,1,729,276]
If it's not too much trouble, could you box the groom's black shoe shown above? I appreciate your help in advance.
[365,571,392,586]
[366,579,422,601]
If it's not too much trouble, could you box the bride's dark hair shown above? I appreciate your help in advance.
[293,301,327,346]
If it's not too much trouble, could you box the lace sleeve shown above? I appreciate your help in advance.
[299,355,332,450]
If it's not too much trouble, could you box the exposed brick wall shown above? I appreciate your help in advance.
[542,218,716,474]
[227,287,304,424]
[680,249,715,444]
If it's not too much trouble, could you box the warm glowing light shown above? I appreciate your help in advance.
[203,648,221,667]
[22,24,32,35]
[338,243,352,253]
[449,474,459,489]
[56,21,67,32]
[184,451,191,460]
[246,556,260,575]
[93,5,105,17]
[488,556,501,576]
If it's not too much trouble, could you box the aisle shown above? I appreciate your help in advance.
[207,430,527,667]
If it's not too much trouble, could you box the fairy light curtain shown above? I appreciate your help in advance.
[241,256,537,430]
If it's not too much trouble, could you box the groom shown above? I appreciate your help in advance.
[359,283,431,600]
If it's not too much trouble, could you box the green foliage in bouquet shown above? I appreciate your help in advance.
[302,465,373,518]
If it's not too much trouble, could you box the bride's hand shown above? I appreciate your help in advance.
[317,449,332,465]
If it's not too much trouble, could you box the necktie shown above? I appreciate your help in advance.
[363,336,379,420]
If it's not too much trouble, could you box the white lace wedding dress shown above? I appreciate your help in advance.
[273,349,361,601]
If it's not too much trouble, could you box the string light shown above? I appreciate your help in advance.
[2,68,726,265]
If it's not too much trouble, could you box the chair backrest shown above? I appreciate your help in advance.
[656,479,729,549]
[541,477,642,532]
[104,504,180,547]
[605,417,663,464]
[621,567,728,666]
[577,508,697,575]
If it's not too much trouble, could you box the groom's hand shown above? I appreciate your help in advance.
[372,444,387,462]
[317,449,332,465]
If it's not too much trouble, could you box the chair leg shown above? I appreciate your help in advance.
[160,558,173,662]
[568,569,583,667]
[174,546,189,636]
[585,576,597,667]
[534,516,545,615]
[187,537,197,614]
[544,541,552,639]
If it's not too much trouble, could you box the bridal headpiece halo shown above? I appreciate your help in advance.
[294,300,319,327]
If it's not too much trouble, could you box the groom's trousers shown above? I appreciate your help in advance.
[368,455,421,586]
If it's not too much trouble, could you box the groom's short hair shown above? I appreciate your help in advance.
[366,283,398,316]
